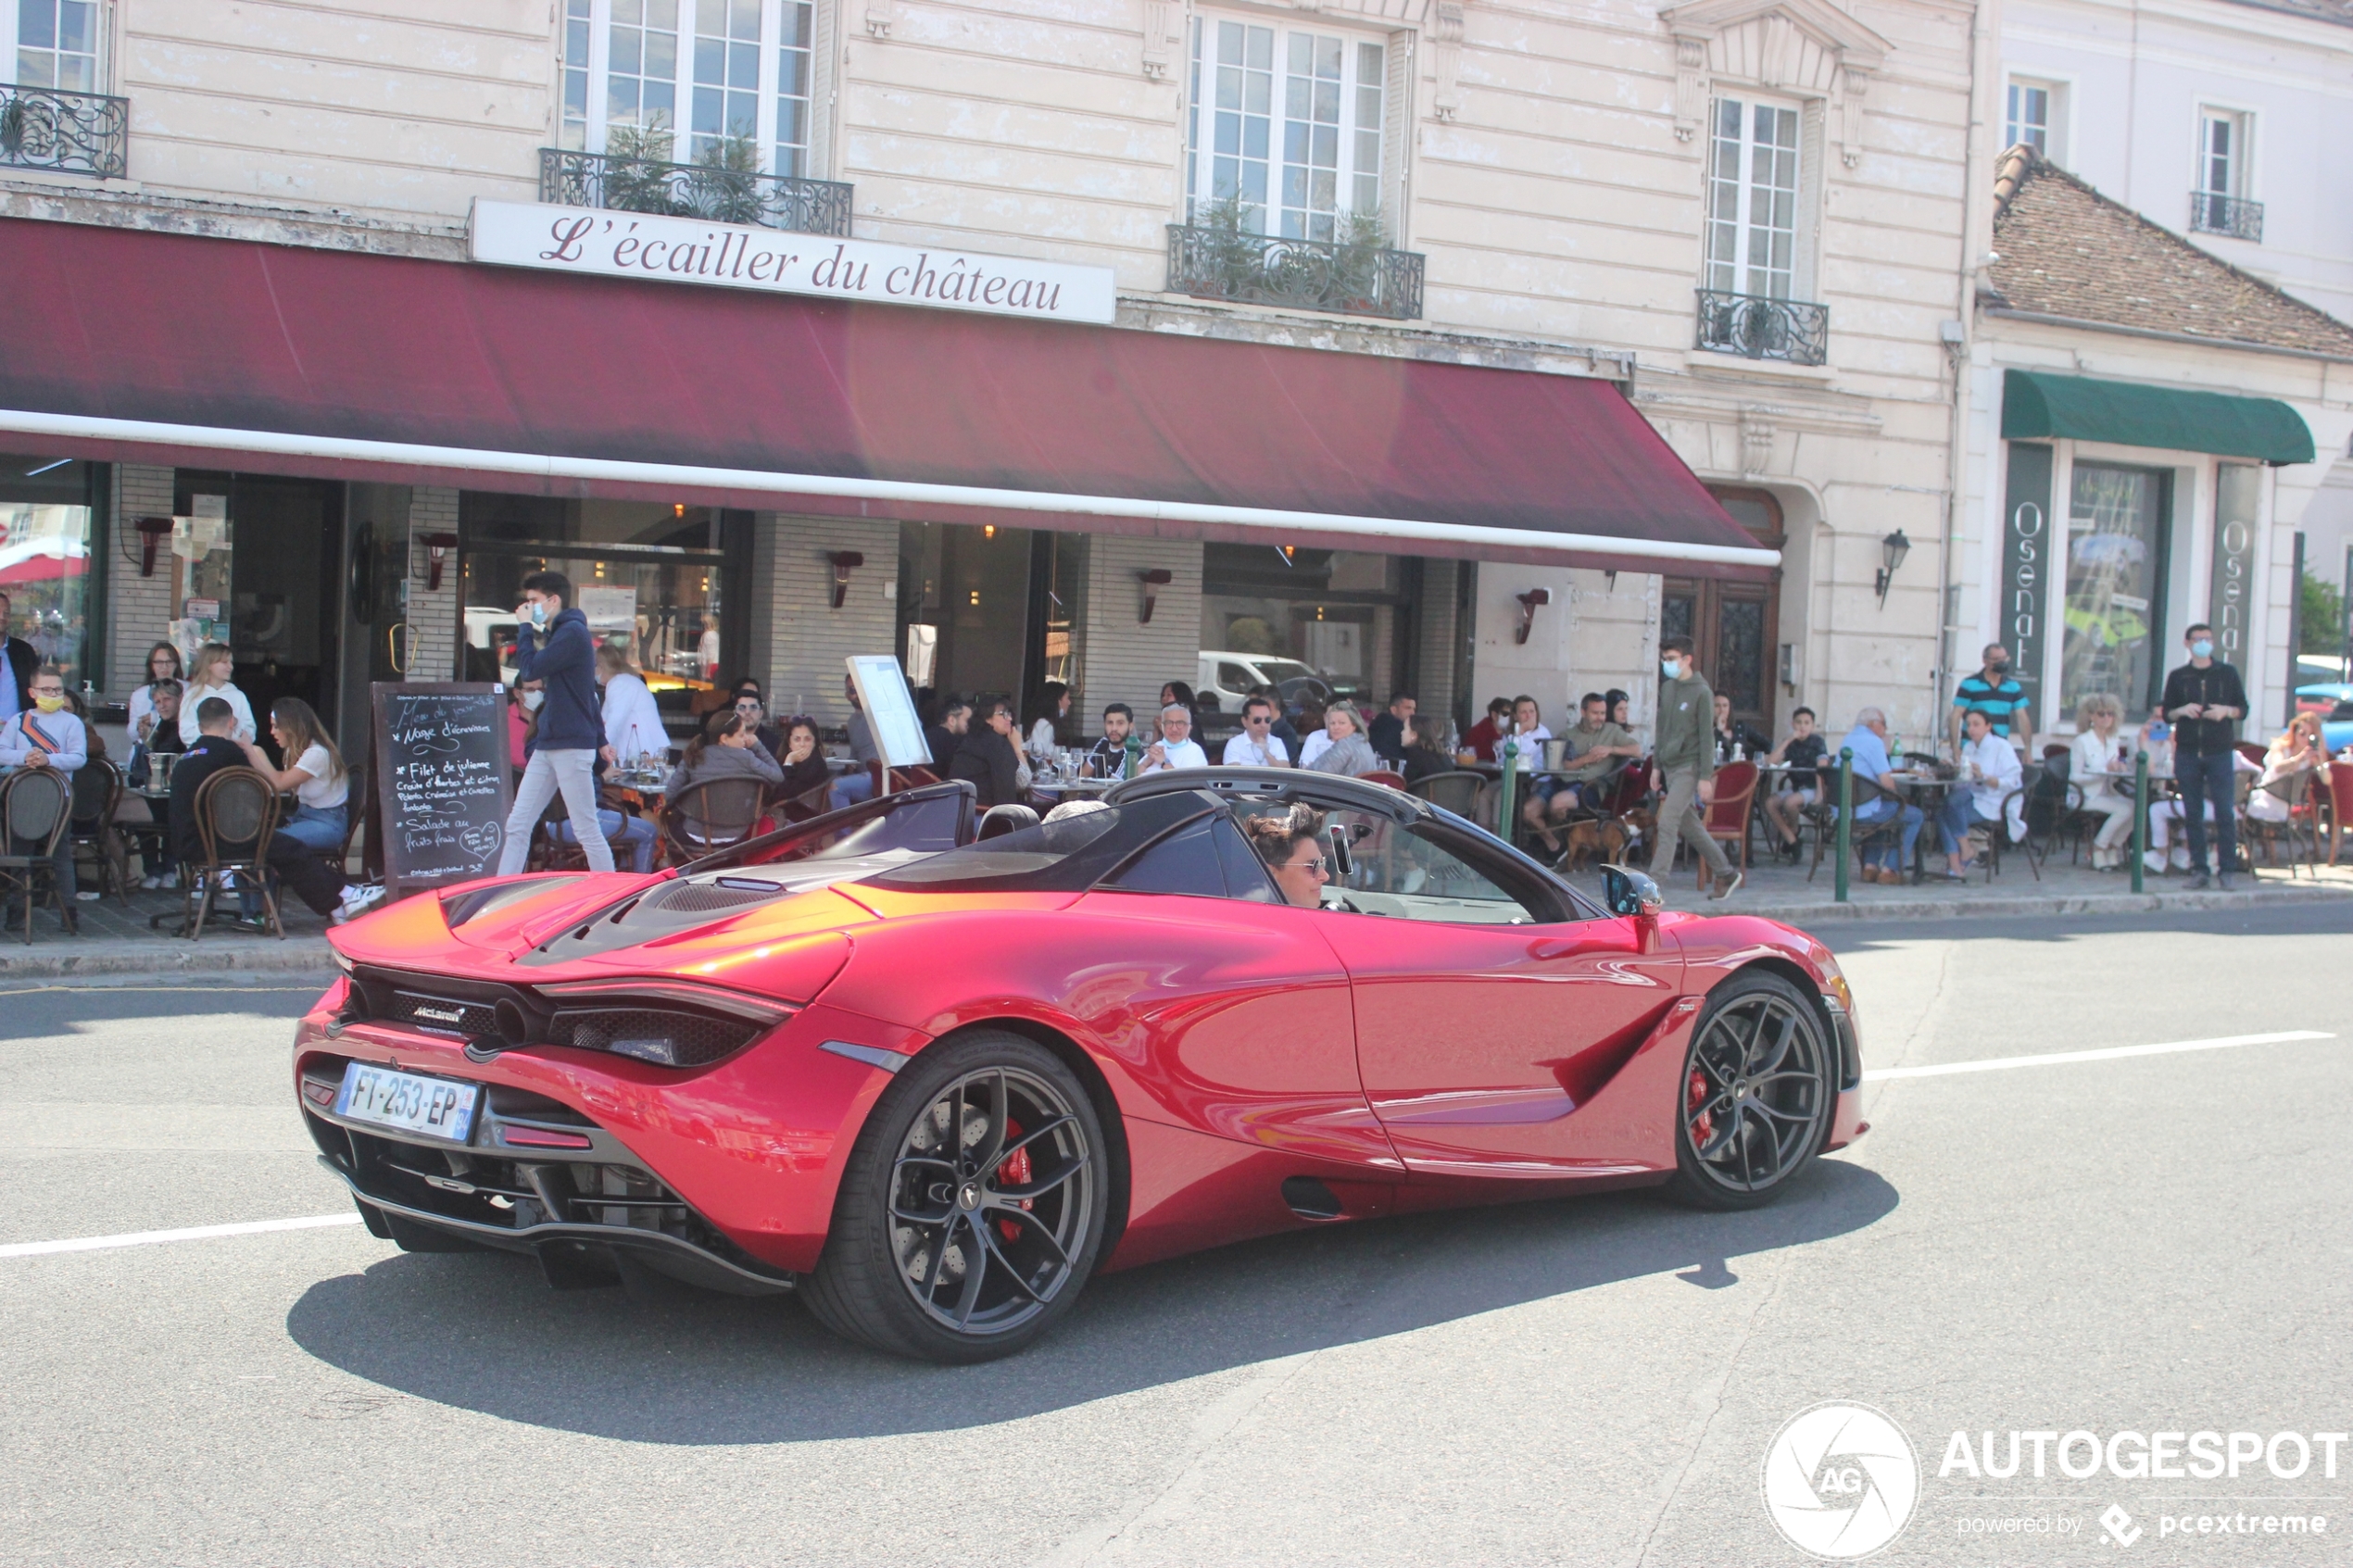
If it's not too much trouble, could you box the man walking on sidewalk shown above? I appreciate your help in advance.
[2160,621,2247,890]
[496,571,615,876]
[1649,635,1741,898]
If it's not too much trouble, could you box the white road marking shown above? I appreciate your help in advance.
[0,1213,361,1260]
[1863,1030,2334,1082]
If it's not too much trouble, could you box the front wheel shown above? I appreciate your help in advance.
[1662,972,1833,1210]
[804,1031,1109,1362]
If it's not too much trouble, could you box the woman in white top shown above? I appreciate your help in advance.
[2069,693,2137,869]
[2248,712,2326,824]
[595,642,669,767]
[125,641,183,744]
[176,641,256,746]
[237,696,382,923]
[1027,681,1070,762]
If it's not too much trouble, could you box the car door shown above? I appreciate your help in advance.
[1310,812,1683,1175]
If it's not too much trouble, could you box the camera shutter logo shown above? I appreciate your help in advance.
[1761,1402,1919,1559]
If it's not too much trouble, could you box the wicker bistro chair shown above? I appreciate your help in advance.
[1695,760,1759,889]
[1360,769,1409,792]
[69,757,132,905]
[660,776,768,862]
[776,777,837,824]
[1806,769,1910,884]
[0,768,74,942]
[532,791,639,872]
[2246,767,2322,877]
[2325,761,2353,868]
[151,766,283,940]
[1407,769,1489,825]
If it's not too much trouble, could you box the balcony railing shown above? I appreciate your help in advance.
[538,147,853,239]
[0,83,128,180]
[1165,223,1426,321]
[2189,191,2263,243]
[1694,289,1830,367]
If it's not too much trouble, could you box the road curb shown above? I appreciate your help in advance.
[1667,881,2353,923]
[0,940,336,981]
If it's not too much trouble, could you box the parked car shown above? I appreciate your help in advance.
[1198,651,1336,718]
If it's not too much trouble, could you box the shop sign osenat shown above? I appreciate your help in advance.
[469,200,1116,325]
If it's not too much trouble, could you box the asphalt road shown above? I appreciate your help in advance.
[2,902,2347,1567]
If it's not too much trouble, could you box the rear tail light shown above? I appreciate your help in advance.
[302,1080,336,1109]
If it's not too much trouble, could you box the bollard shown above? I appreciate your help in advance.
[1497,740,1520,844]
[1834,747,1854,903]
[2131,748,2148,895]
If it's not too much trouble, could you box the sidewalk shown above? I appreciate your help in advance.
[0,885,337,981]
[1642,844,2353,922]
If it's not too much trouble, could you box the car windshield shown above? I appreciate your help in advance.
[862,793,1213,894]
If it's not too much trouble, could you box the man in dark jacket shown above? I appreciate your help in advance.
[2160,621,2249,889]
[0,591,37,731]
[494,571,614,874]
[1648,635,1740,897]
[167,697,252,869]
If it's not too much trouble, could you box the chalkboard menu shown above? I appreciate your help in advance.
[371,682,513,893]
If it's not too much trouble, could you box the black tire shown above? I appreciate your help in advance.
[1662,971,1834,1211]
[803,1030,1110,1363]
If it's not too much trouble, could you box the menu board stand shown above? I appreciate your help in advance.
[371,681,514,897]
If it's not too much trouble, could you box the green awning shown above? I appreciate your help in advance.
[2002,370,2314,465]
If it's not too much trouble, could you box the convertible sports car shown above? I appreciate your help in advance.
[296,769,1867,1362]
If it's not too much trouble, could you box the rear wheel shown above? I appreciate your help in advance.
[804,1031,1108,1362]
[1663,972,1833,1210]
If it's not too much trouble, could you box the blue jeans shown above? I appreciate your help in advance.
[1848,797,1923,874]
[2175,749,2239,874]
[1937,794,1997,857]
[830,769,875,811]
[245,805,346,917]
[557,810,657,873]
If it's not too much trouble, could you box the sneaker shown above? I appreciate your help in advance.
[2217,872,2236,891]
[75,890,100,901]
[2186,872,2210,890]
[160,872,180,891]
[2170,847,2191,872]
[139,873,161,891]
[1710,870,1743,900]
[333,884,388,924]
[2143,851,2167,875]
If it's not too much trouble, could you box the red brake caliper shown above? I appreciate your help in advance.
[997,1117,1031,1241]
[1687,1069,1713,1148]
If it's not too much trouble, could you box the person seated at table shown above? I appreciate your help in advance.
[925,694,972,774]
[1,665,87,932]
[125,641,183,749]
[2146,741,2259,874]
[1463,696,1512,762]
[1135,702,1208,775]
[1242,803,1330,909]
[510,677,658,874]
[163,696,251,924]
[1832,706,1922,884]
[950,696,1028,806]
[1761,707,1828,860]
[1027,682,1071,764]
[127,677,185,797]
[1085,702,1136,778]
[727,684,784,759]
[176,642,256,746]
[2248,712,2327,825]
[229,696,384,925]
[1934,709,2021,879]
[1500,696,1551,776]
[1222,695,1293,767]
[1606,689,1632,730]
[1302,703,1378,776]
[596,643,668,770]
[1712,692,1770,764]
[777,716,833,808]
[1528,693,1640,852]
[1369,694,1417,766]
[662,709,785,843]
[1247,685,1305,760]
[2070,693,2137,869]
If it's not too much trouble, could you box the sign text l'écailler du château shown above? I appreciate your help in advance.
[470,199,1117,325]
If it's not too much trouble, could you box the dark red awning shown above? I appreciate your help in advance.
[0,217,1771,575]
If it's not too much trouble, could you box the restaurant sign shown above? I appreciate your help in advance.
[469,199,1117,324]
[1998,442,2053,716]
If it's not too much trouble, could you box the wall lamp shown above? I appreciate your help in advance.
[130,516,174,577]
[1514,587,1553,645]
[417,531,459,592]
[1874,530,1911,607]
[828,551,866,609]
[1138,568,1174,624]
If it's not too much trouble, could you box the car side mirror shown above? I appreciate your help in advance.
[1603,865,1663,919]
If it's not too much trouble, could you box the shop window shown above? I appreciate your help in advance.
[0,455,97,693]
[1186,15,1386,239]
[2060,462,2172,719]
[558,0,821,177]
[15,0,100,93]
[1200,546,1407,713]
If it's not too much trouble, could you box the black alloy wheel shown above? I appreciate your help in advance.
[805,1030,1107,1362]
[1663,972,1832,1210]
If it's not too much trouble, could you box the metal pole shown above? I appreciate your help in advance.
[1834,747,1854,903]
[1497,740,1520,843]
[2131,749,2149,895]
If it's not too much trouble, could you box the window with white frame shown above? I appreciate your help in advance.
[2197,107,2249,199]
[2005,78,2063,160]
[557,0,820,179]
[1704,95,1801,301]
[12,0,101,92]
[1186,15,1385,240]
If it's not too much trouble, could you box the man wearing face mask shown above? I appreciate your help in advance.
[2161,622,2249,889]
[495,572,615,876]
[1648,635,1740,898]
[1949,643,2032,759]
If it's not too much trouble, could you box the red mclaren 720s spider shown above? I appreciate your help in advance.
[297,768,1866,1362]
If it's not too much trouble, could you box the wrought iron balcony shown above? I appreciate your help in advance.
[0,83,128,181]
[1694,289,1830,367]
[2189,191,2262,243]
[1165,223,1425,321]
[538,147,852,239]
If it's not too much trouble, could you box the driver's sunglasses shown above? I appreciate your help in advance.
[1290,855,1329,873]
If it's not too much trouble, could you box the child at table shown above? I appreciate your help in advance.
[1761,707,1828,859]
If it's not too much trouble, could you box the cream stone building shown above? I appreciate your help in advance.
[0,0,2058,778]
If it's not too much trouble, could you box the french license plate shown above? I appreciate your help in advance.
[333,1061,480,1145]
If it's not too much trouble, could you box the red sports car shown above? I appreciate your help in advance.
[296,770,1866,1362]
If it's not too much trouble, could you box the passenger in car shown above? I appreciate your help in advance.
[1241,804,1330,909]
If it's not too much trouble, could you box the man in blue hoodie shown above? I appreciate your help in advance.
[495,571,616,875]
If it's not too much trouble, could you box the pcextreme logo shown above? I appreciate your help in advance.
[1762,1402,1921,1559]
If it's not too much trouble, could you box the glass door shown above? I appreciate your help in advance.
[2060,462,2171,717]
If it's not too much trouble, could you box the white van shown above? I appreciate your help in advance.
[1197,651,1335,714]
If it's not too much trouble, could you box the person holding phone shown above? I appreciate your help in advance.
[2159,622,2248,889]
